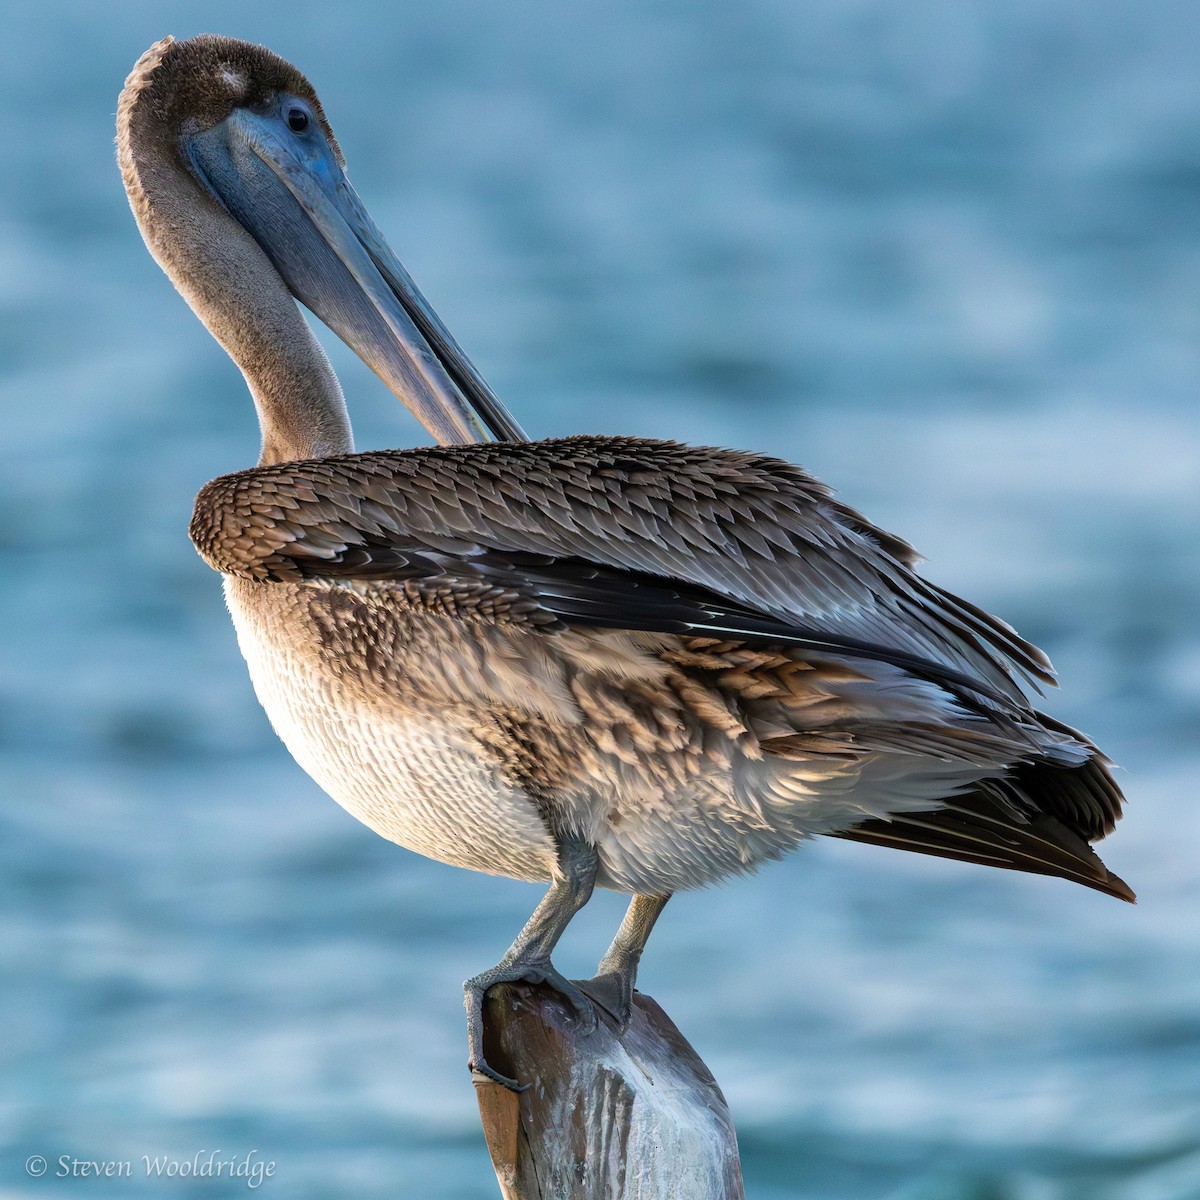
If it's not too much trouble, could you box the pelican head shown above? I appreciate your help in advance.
[118,35,524,460]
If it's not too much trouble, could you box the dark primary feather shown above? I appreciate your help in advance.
[834,757,1134,902]
[190,436,1131,899]
[288,539,1011,715]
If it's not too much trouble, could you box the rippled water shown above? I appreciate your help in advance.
[3,2,1199,1196]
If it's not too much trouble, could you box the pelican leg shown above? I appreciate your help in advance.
[585,893,672,1029]
[464,835,599,1089]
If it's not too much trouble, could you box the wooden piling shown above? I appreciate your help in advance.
[474,982,744,1199]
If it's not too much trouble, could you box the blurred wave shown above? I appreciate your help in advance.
[3,1,1198,1196]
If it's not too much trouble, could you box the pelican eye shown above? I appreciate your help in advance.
[287,107,310,133]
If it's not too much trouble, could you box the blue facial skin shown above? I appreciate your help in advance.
[185,99,413,384]
[183,98,525,445]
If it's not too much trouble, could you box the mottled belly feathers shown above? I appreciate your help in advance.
[222,569,1097,896]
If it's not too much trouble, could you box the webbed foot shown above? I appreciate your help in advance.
[577,970,637,1029]
[465,959,598,1090]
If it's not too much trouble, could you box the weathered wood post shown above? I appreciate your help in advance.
[474,982,744,1199]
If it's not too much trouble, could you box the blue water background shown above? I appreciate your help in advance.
[3,1,1199,1196]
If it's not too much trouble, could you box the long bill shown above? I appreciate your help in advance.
[185,108,527,447]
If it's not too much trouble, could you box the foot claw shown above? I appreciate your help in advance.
[469,1061,529,1092]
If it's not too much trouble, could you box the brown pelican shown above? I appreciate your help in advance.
[117,35,1132,1089]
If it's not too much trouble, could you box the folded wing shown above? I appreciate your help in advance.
[191,436,1131,899]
